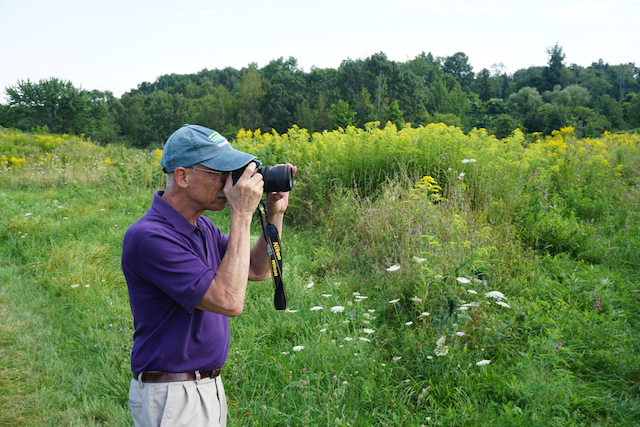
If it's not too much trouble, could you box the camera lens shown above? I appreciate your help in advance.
[259,165,293,193]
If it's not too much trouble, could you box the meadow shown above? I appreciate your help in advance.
[0,123,639,426]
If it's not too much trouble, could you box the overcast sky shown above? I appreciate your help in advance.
[1,0,639,99]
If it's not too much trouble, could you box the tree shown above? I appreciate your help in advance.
[489,114,522,139]
[330,100,356,129]
[137,91,189,148]
[512,67,545,93]
[311,94,329,132]
[579,67,612,98]
[610,63,638,99]
[622,93,640,128]
[261,57,307,133]
[472,68,497,101]
[386,100,405,129]
[572,106,611,137]
[236,64,266,131]
[508,87,544,132]
[508,87,544,118]
[190,84,234,134]
[543,84,591,112]
[596,94,624,129]
[542,43,573,90]
[443,52,475,92]
[539,104,570,134]
[5,78,110,138]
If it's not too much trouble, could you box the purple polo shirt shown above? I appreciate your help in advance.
[122,190,230,373]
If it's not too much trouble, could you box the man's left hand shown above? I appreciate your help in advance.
[264,164,297,216]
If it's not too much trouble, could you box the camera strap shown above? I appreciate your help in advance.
[257,200,287,310]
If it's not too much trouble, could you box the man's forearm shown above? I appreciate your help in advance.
[195,212,253,316]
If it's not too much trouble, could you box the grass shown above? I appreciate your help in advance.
[0,126,639,426]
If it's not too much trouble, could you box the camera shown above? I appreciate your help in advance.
[231,160,293,193]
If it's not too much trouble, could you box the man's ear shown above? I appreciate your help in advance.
[173,167,190,188]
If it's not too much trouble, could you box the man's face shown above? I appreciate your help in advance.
[187,165,230,211]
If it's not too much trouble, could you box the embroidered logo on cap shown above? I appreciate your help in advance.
[208,131,230,147]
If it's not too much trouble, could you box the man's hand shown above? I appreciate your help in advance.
[264,163,297,217]
[223,162,264,218]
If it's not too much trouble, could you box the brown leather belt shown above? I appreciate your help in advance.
[133,369,222,382]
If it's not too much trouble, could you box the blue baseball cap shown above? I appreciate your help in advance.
[160,124,256,173]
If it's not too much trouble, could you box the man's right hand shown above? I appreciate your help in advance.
[223,162,264,218]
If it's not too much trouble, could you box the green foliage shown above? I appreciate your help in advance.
[330,100,357,129]
[3,78,117,142]
[0,122,639,426]
[3,47,639,149]
[489,114,522,139]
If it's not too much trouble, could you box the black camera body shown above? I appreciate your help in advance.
[231,160,293,193]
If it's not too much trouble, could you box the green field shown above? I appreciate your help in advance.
[1,124,639,426]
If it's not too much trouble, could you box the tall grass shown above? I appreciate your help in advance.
[1,125,639,426]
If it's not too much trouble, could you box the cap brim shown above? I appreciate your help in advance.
[199,148,257,172]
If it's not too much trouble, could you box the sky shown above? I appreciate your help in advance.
[1,0,639,100]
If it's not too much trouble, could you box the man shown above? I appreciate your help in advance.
[122,124,296,426]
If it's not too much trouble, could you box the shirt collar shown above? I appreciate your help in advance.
[151,190,198,236]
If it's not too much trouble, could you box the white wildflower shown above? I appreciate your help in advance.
[460,302,481,309]
[405,321,414,326]
[344,337,353,341]
[306,282,314,288]
[461,158,477,164]
[467,289,477,294]
[456,277,471,284]
[354,295,368,300]
[320,328,327,333]
[321,294,332,297]
[456,332,465,337]
[458,172,465,179]
[413,256,427,263]
[435,346,449,356]
[310,306,324,311]
[386,264,401,272]
[420,312,430,317]
[292,346,304,352]
[70,284,80,288]
[495,301,511,308]
[485,291,506,300]
[363,328,375,334]
[476,359,491,366]
[388,298,400,304]
[359,337,371,342]
[330,306,345,313]
[410,297,423,303]
[392,356,402,361]
[435,335,450,356]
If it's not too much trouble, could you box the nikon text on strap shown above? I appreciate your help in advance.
[257,200,287,310]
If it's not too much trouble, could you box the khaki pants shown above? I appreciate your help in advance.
[129,375,227,427]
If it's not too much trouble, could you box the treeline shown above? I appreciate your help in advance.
[2,44,640,148]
